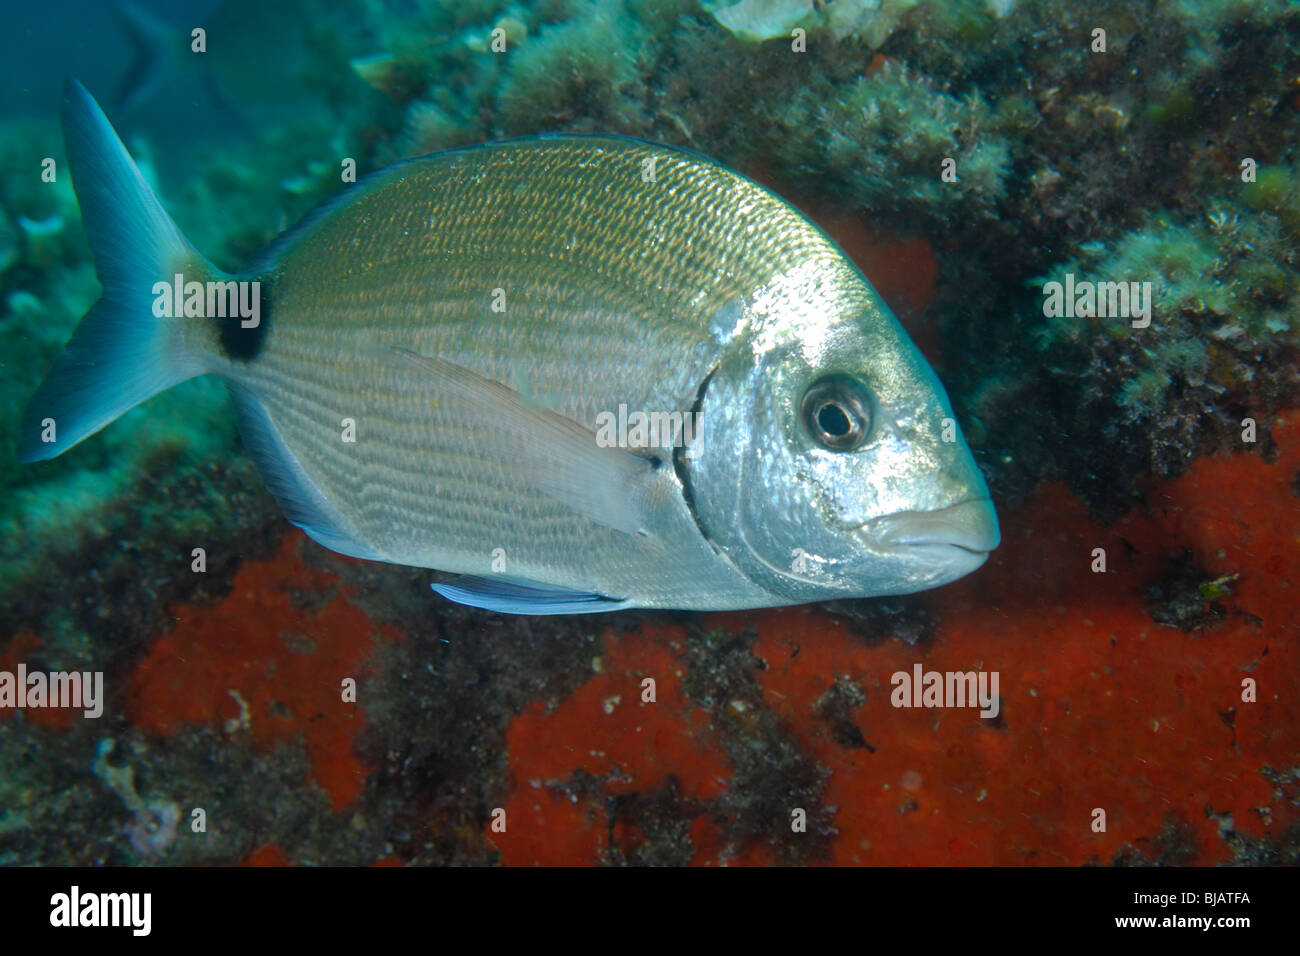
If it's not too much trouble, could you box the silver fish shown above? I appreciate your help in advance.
[20,80,1000,615]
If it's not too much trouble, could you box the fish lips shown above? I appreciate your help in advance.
[859,498,1001,571]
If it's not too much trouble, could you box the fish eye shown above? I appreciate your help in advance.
[800,375,872,452]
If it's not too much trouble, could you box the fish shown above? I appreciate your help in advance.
[18,80,1000,616]
[112,0,322,120]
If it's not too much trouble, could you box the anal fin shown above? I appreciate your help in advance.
[431,575,629,615]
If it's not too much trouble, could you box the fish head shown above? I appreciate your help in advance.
[690,265,1000,601]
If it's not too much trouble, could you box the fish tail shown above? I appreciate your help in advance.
[18,79,213,462]
[112,0,176,112]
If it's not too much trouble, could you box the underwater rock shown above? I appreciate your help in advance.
[710,0,808,41]
[350,52,401,95]
[5,290,42,317]
[710,0,922,46]
[17,214,65,269]
[279,159,336,195]
[464,14,529,52]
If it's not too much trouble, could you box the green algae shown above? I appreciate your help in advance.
[498,0,650,133]
[1035,203,1298,427]
[1244,162,1300,234]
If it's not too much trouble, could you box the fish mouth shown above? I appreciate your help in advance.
[860,498,1001,559]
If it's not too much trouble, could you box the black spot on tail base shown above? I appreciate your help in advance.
[218,275,272,362]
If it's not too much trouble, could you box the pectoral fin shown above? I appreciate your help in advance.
[388,348,664,536]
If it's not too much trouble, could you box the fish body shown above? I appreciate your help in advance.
[20,81,1000,614]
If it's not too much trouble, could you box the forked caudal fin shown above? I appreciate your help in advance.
[17,79,219,462]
